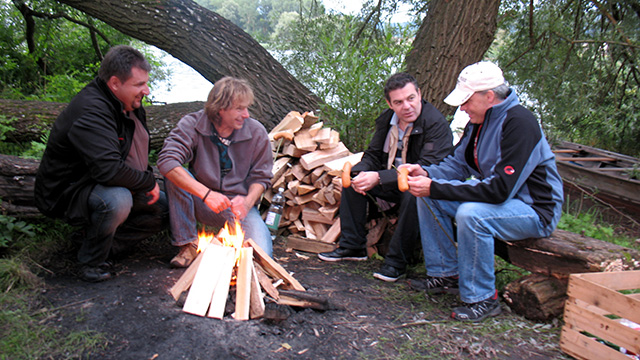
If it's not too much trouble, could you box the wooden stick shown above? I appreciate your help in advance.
[254,262,279,300]
[249,261,265,319]
[183,245,227,316]
[233,247,253,320]
[247,239,306,291]
[169,251,205,301]
[207,246,236,319]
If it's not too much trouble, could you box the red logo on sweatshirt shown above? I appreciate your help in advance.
[504,166,515,175]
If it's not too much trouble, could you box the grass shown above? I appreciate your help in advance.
[0,217,108,359]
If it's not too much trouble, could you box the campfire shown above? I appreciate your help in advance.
[168,220,308,320]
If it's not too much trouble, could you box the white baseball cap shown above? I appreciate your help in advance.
[444,62,505,106]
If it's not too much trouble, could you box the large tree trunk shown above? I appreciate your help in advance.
[406,0,501,117]
[55,0,321,130]
[0,99,203,152]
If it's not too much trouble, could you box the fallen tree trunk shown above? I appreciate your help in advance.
[0,154,40,217]
[496,230,640,321]
[0,99,204,152]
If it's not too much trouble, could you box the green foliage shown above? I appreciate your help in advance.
[0,1,167,103]
[0,212,36,249]
[274,14,412,151]
[557,209,637,250]
[494,0,640,156]
[0,115,15,142]
[196,0,325,43]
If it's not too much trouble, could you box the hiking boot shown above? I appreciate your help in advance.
[318,247,367,262]
[408,275,459,294]
[170,242,198,268]
[373,264,406,282]
[79,264,112,283]
[451,291,501,322]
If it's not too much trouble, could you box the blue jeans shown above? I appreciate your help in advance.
[79,184,169,266]
[165,177,273,256]
[417,197,552,303]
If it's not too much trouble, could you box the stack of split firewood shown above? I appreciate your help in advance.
[264,111,395,255]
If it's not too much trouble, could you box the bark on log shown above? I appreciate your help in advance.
[56,0,321,129]
[496,229,640,279]
[496,230,640,321]
[0,99,204,152]
[502,274,568,322]
[405,0,500,117]
[0,154,40,217]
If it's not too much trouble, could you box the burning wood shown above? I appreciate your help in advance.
[168,220,307,320]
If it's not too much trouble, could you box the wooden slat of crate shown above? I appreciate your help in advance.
[560,327,630,360]
[566,271,640,324]
[560,270,640,360]
[563,298,640,354]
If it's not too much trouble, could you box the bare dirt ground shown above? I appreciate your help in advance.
[40,236,571,360]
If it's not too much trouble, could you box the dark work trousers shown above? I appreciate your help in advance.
[338,185,420,270]
[77,185,169,266]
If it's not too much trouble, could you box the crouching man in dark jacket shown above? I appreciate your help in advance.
[34,45,168,282]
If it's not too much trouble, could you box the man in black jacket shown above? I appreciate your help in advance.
[34,45,168,282]
[318,73,453,281]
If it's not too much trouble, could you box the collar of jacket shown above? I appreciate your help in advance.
[381,99,430,136]
[482,88,519,125]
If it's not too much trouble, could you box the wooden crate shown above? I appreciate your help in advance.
[560,270,640,360]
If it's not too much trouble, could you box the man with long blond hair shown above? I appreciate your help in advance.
[158,77,273,267]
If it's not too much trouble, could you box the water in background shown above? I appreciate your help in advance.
[151,49,212,104]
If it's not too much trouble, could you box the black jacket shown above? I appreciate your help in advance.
[352,100,453,192]
[34,77,156,224]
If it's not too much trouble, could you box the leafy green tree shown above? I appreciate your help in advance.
[494,0,640,156]
[273,13,412,151]
[0,0,166,102]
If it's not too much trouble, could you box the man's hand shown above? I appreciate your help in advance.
[350,171,380,195]
[408,174,432,197]
[146,183,161,205]
[230,195,250,220]
[399,164,427,177]
[204,191,232,213]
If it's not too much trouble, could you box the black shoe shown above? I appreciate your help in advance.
[408,275,459,294]
[318,247,367,262]
[79,265,112,283]
[373,264,406,282]
[451,292,501,322]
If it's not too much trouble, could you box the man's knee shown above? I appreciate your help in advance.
[91,186,133,219]
[455,202,492,229]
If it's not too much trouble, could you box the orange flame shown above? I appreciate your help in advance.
[196,229,216,253]
[217,220,245,249]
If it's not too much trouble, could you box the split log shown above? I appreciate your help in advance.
[247,239,305,291]
[277,289,333,311]
[169,251,205,300]
[249,261,266,319]
[286,234,337,254]
[233,247,253,320]
[183,244,233,317]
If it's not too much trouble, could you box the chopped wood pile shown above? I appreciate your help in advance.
[264,111,371,254]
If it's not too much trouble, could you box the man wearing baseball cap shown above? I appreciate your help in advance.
[400,61,564,321]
